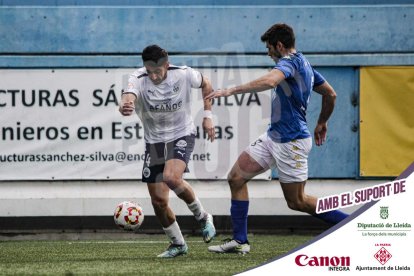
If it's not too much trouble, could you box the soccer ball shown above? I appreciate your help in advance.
[113,201,144,231]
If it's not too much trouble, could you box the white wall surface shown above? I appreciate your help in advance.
[0,179,384,217]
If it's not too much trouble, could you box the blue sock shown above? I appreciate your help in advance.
[231,199,249,243]
[314,210,349,224]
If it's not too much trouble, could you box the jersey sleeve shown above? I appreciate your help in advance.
[186,67,203,88]
[123,74,142,97]
[312,68,326,87]
[273,58,295,79]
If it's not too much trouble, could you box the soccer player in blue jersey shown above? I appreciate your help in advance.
[206,23,349,254]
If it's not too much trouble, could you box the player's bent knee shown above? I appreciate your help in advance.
[163,173,182,189]
[151,198,169,211]
[227,171,245,190]
[286,199,306,212]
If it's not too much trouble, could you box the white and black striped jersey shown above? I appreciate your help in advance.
[123,65,203,143]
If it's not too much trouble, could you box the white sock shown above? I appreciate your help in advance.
[187,197,207,221]
[163,221,185,245]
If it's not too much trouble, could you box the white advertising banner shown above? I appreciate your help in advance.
[0,69,271,180]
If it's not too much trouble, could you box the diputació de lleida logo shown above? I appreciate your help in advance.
[380,206,389,219]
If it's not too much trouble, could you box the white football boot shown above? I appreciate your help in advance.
[208,238,250,254]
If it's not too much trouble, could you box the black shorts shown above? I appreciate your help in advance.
[142,135,195,183]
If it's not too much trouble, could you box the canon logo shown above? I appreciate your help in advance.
[295,254,350,267]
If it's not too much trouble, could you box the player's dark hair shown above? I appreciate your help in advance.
[261,23,295,49]
[142,45,168,64]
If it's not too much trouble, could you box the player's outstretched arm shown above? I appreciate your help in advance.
[313,81,337,146]
[119,93,137,116]
[200,76,215,142]
[204,69,285,100]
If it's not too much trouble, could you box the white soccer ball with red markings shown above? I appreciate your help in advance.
[114,201,144,231]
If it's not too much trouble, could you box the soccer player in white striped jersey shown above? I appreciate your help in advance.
[119,45,216,258]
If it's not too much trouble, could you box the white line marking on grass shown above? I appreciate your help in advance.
[68,241,205,244]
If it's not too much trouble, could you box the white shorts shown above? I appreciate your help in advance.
[246,133,312,183]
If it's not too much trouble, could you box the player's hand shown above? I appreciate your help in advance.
[314,122,327,146]
[204,89,231,101]
[203,117,215,142]
[119,101,135,116]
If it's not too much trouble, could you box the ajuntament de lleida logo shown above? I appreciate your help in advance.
[380,206,389,219]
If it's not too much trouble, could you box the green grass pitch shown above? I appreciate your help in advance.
[0,234,314,275]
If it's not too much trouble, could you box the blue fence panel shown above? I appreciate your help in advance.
[271,67,358,179]
[0,6,413,54]
[307,67,358,178]
[2,1,414,6]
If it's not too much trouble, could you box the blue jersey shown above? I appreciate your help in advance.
[267,52,325,143]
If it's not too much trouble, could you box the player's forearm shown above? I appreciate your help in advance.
[229,78,275,96]
[317,93,336,124]
[201,80,213,111]
[228,70,283,96]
